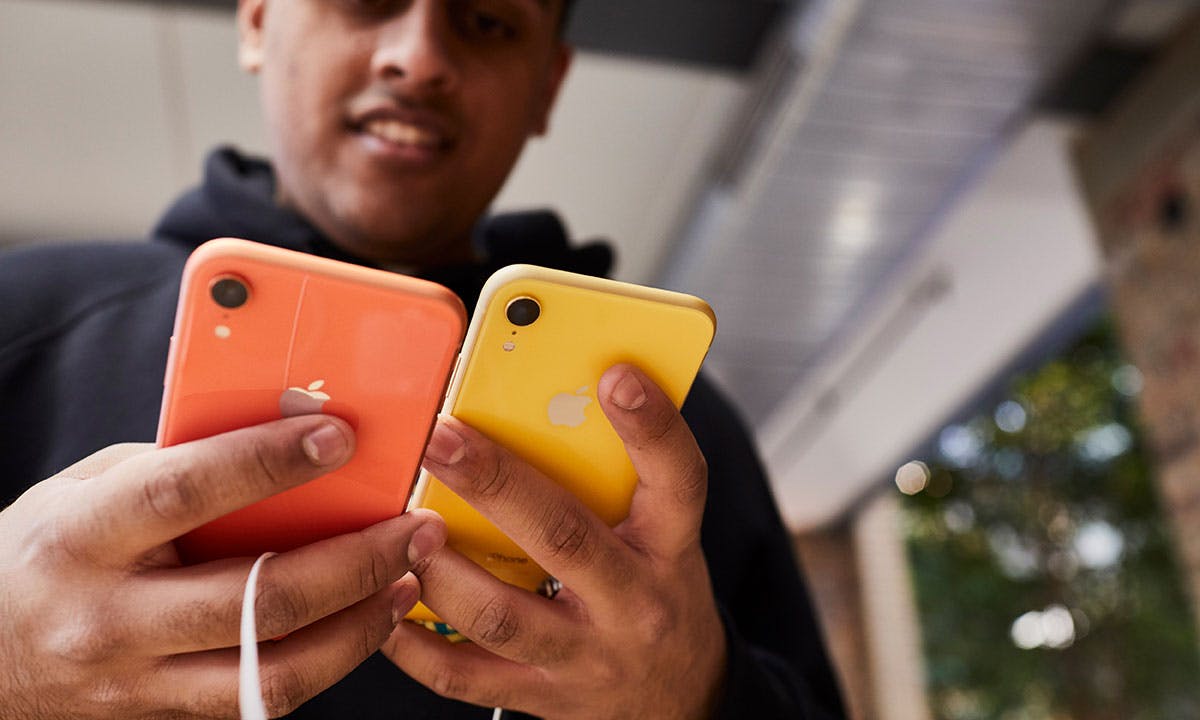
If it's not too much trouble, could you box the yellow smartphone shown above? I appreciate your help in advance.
[407,264,716,624]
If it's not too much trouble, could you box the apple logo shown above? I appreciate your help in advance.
[547,385,592,428]
[279,379,331,417]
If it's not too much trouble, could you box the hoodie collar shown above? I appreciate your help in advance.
[153,147,366,266]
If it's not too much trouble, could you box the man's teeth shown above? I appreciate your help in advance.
[364,119,439,147]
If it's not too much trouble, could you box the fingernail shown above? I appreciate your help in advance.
[302,423,348,466]
[424,421,466,466]
[611,369,648,411]
[408,521,446,565]
[392,582,419,624]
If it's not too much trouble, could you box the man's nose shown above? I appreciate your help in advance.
[371,2,459,93]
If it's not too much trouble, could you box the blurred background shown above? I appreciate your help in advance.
[3,0,1200,717]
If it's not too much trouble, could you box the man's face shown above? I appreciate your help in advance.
[238,0,571,265]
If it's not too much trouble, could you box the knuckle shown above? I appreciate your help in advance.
[258,660,309,718]
[19,483,107,567]
[46,611,124,666]
[409,550,438,577]
[357,549,391,592]
[468,596,522,649]
[354,543,395,597]
[352,617,384,665]
[20,512,77,566]
[254,577,308,639]
[639,404,680,446]
[574,649,622,692]
[675,451,709,507]
[538,505,594,566]
[632,599,677,647]
[470,450,520,502]
[155,656,230,719]
[250,435,289,491]
[427,662,473,701]
[142,462,204,525]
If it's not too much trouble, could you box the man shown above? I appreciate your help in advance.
[0,1,845,717]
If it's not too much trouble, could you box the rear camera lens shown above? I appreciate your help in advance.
[211,277,249,309]
[505,297,540,327]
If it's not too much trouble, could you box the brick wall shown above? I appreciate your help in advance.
[1075,14,1200,627]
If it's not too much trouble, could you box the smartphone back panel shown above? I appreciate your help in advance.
[159,238,466,563]
[411,265,715,611]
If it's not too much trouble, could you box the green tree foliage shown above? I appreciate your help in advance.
[904,321,1200,720]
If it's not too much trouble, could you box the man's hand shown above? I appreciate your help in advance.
[385,364,727,720]
[0,415,445,719]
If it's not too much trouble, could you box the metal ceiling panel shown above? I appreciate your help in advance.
[667,0,1116,426]
[567,0,793,70]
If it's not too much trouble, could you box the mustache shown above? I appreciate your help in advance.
[347,85,457,119]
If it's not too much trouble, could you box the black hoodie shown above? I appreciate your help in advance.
[0,148,845,719]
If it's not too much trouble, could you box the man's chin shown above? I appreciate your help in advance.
[326,220,475,269]
[306,179,485,267]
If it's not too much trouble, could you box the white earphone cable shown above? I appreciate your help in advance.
[239,552,277,720]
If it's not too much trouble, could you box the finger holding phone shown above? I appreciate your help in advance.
[0,415,446,719]
[387,363,727,719]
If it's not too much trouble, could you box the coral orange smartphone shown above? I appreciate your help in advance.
[158,238,467,564]
[407,264,715,624]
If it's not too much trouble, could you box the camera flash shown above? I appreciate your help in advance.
[215,325,232,339]
[503,341,516,352]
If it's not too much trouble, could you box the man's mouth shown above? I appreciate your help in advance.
[360,118,444,150]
